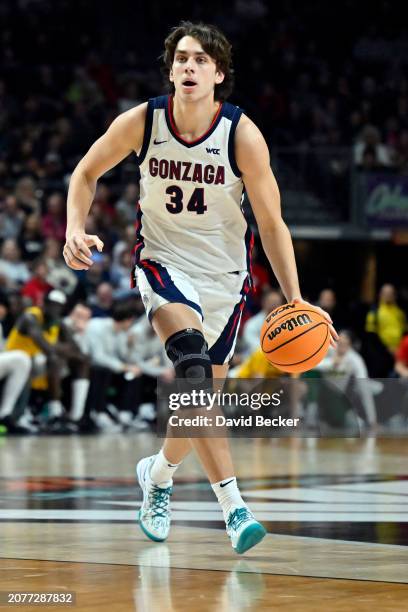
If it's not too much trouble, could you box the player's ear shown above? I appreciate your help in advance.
[215,70,225,85]
[169,68,174,83]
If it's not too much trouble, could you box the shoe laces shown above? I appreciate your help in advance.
[147,484,172,518]
[227,507,253,531]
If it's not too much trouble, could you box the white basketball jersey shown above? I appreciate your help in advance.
[133,95,253,278]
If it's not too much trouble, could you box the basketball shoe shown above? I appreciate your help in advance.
[137,455,172,542]
[226,507,266,554]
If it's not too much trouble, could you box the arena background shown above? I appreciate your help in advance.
[1,1,408,610]
[1,0,408,433]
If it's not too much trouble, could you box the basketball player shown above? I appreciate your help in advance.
[64,22,338,553]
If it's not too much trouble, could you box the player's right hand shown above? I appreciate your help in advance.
[63,232,104,270]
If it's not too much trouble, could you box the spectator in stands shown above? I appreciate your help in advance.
[234,346,304,421]
[316,330,377,430]
[395,334,408,378]
[364,284,407,377]
[84,300,142,431]
[0,195,24,240]
[111,250,133,293]
[0,239,30,289]
[366,284,407,353]
[63,303,92,355]
[235,348,283,379]
[14,177,40,216]
[354,125,393,168]
[41,192,66,242]
[88,281,114,317]
[115,183,139,225]
[21,257,53,307]
[18,214,44,262]
[5,289,67,420]
[112,224,138,267]
[317,288,336,316]
[2,291,25,336]
[124,315,174,428]
[43,238,78,295]
[5,290,90,428]
[317,288,347,330]
[241,288,283,357]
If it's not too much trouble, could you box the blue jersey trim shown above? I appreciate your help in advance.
[139,259,204,322]
[151,95,168,109]
[138,99,155,165]
[164,95,224,148]
[208,276,250,364]
[226,104,243,177]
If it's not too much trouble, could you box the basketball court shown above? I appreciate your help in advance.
[1,434,407,610]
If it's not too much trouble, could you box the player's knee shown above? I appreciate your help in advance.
[165,328,212,386]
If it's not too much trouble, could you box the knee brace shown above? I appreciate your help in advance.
[165,328,213,396]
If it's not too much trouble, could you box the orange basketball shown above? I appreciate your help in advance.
[260,303,330,373]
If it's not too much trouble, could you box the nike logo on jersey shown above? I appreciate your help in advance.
[206,147,220,155]
[154,138,167,145]
[149,157,225,185]
[220,479,235,488]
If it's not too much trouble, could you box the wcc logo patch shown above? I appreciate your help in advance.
[206,147,220,155]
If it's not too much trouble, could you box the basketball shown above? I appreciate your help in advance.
[260,303,330,373]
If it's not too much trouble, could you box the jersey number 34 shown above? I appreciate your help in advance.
[165,186,207,215]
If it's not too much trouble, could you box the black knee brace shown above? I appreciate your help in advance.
[165,328,213,395]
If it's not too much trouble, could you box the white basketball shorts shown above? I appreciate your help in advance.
[135,258,250,365]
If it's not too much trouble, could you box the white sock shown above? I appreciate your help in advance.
[211,477,247,520]
[48,400,64,418]
[150,449,180,488]
[70,379,90,421]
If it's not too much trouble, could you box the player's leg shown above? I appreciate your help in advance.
[141,302,265,552]
[152,304,236,481]
[192,271,266,552]
[136,302,200,542]
[160,364,231,478]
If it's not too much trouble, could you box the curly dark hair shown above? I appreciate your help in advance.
[162,21,234,101]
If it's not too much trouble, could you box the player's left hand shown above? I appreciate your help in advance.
[292,298,339,348]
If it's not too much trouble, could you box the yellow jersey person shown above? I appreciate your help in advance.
[6,289,90,425]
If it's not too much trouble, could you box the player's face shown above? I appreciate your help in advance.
[170,36,224,101]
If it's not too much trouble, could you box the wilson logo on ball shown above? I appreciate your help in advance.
[267,313,312,340]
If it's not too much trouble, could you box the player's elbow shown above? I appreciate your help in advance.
[258,215,288,239]
[71,161,97,192]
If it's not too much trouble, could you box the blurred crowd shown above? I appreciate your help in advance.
[1,0,408,192]
[1,248,408,434]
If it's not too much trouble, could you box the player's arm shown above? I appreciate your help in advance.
[235,116,338,344]
[64,103,147,271]
[236,116,300,301]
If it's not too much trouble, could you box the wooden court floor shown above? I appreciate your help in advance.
[0,435,408,610]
